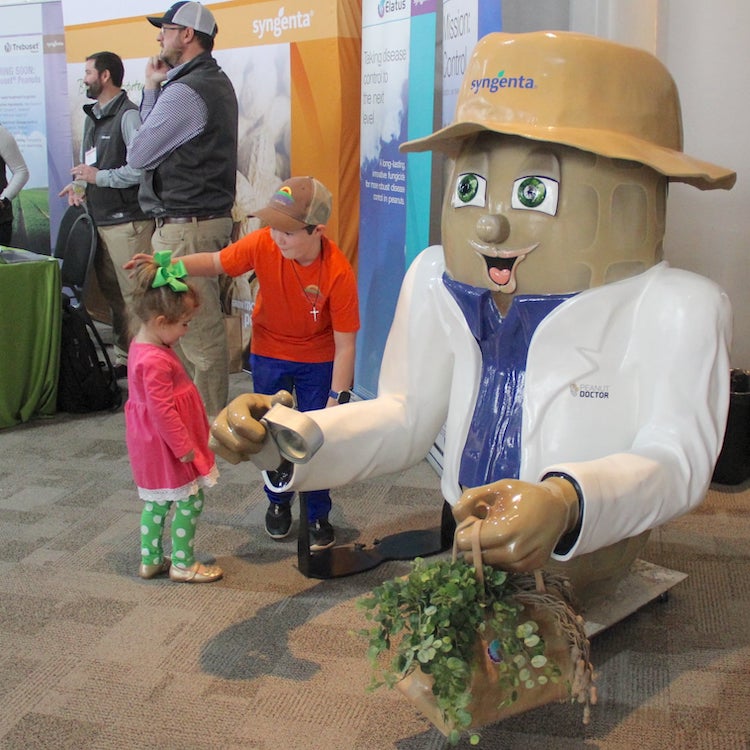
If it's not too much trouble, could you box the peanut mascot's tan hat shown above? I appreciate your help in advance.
[401,31,735,191]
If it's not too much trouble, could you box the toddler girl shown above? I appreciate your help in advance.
[126,250,222,583]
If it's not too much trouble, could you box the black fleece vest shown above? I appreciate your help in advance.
[138,53,238,218]
[82,91,147,226]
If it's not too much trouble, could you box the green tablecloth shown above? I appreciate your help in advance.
[0,248,61,428]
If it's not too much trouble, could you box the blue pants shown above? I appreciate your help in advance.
[250,354,333,522]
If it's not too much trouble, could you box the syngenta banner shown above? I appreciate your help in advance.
[251,7,314,41]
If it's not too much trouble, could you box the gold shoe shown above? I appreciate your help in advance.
[169,561,223,583]
[138,557,172,580]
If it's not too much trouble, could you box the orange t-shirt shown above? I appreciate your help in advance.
[219,227,359,363]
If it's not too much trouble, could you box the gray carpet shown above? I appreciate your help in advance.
[1,372,748,749]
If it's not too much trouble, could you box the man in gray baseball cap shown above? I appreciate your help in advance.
[128,0,237,417]
[147,1,218,38]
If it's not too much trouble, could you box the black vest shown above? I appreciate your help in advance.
[0,154,11,225]
[138,53,237,218]
[82,91,147,226]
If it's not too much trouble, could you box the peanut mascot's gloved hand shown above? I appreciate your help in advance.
[452,476,580,572]
[209,390,294,465]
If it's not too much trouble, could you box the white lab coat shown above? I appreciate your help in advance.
[270,246,732,561]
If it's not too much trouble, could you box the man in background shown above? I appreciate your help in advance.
[129,1,238,416]
[60,51,153,377]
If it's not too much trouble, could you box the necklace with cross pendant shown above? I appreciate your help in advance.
[290,255,323,323]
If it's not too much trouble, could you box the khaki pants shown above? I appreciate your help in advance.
[151,217,232,417]
[96,219,155,363]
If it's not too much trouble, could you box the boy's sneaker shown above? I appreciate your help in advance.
[265,502,292,539]
[309,518,336,551]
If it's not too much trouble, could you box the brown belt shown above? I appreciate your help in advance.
[155,213,231,226]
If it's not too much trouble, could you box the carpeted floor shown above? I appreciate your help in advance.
[1,371,748,750]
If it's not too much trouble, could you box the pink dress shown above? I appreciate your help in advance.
[125,342,219,502]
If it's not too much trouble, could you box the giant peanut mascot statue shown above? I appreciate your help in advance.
[212,31,735,594]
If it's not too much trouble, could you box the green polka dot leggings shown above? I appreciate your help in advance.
[140,489,205,570]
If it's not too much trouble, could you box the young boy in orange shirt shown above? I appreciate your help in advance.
[129,176,359,550]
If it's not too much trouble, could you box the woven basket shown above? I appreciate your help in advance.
[395,518,593,736]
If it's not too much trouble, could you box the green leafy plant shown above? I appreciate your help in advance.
[357,556,593,746]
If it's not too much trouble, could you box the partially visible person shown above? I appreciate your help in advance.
[126,250,222,584]
[127,176,360,551]
[0,124,30,246]
[128,1,238,416]
[59,51,154,377]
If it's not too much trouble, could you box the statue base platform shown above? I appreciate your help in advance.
[582,558,687,637]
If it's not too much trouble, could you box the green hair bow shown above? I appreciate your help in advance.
[152,250,189,292]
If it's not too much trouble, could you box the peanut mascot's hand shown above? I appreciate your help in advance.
[452,476,580,572]
[209,390,294,465]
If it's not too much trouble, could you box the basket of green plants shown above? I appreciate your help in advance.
[357,520,596,745]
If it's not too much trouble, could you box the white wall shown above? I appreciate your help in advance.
[658,0,749,370]
[570,0,659,51]
[571,0,749,370]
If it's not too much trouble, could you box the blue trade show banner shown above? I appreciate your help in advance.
[356,0,416,398]
[443,0,503,126]
[355,0,501,398]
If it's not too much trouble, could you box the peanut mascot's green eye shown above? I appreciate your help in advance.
[517,177,546,207]
[457,173,479,203]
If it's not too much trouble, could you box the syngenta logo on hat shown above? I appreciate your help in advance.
[252,7,313,40]
[470,70,536,94]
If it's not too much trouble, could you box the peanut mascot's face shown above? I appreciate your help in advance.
[441,133,668,313]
